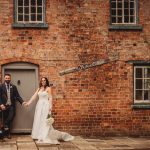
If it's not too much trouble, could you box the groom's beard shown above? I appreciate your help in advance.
[5,80,11,84]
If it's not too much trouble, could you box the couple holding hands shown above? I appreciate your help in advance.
[0,74,74,144]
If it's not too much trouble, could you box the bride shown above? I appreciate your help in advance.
[26,77,74,144]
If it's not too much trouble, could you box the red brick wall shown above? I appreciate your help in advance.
[0,0,150,136]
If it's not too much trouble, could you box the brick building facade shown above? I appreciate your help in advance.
[0,0,150,136]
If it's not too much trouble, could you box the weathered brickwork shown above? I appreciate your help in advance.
[0,0,150,136]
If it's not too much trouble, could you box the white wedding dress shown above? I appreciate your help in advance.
[31,90,74,144]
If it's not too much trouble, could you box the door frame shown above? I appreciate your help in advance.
[2,62,39,133]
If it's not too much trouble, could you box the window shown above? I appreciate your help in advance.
[111,0,136,24]
[134,66,150,103]
[17,0,43,23]
[109,0,142,30]
[13,0,48,28]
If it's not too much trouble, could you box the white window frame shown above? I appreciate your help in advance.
[17,0,44,23]
[134,66,150,103]
[111,0,137,25]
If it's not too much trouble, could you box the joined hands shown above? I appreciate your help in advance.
[22,102,30,107]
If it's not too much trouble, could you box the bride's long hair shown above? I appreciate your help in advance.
[39,77,50,89]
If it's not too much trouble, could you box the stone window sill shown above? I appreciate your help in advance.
[12,23,48,29]
[131,104,150,109]
[109,25,143,31]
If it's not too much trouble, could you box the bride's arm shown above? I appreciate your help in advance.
[26,88,39,106]
[47,87,53,111]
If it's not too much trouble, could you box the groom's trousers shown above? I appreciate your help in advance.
[3,105,15,129]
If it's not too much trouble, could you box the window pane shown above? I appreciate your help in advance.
[130,9,134,15]
[18,15,23,21]
[144,90,149,100]
[124,1,129,8]
[18,7,23,13]
[31,7,36,13]
[136,68,142,78]
[148,90,150,100]
[24,15,29,21]
[136,79,142,89]
[135,90,142,100]
[130,16,134,23]
[144,79,150,89]
[31,0,36,5]
[118,2,122,8]
[111,2,116,8]
[18,0,23,6]
[124,16,129,23]
[118,17,122,23]
[24,0,29,6]
[112,17,116,23]
[130,2,134,8]
[144,68,150,78]
[117,9,122,16]
[37,14,42,21]
[37,0,42,6]
[31,14,36,21]
[24,7,29,14]
[37,7,42,13]
[124,9,129,16]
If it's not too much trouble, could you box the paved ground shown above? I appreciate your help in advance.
[0,135,150,150]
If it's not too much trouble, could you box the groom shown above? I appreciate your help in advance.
[0,74,26,138]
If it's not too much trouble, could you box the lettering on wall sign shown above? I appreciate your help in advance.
[59,58,118,76]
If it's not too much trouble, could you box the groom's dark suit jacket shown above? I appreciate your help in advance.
[0,83,24,107]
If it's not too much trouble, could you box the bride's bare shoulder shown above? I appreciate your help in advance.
[46,86,52,93]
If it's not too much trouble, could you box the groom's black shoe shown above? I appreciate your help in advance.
[5,131,11,139]
[7,133,11,139]
[3,127,11,139]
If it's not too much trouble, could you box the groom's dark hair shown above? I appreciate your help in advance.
[4,73,11,77]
